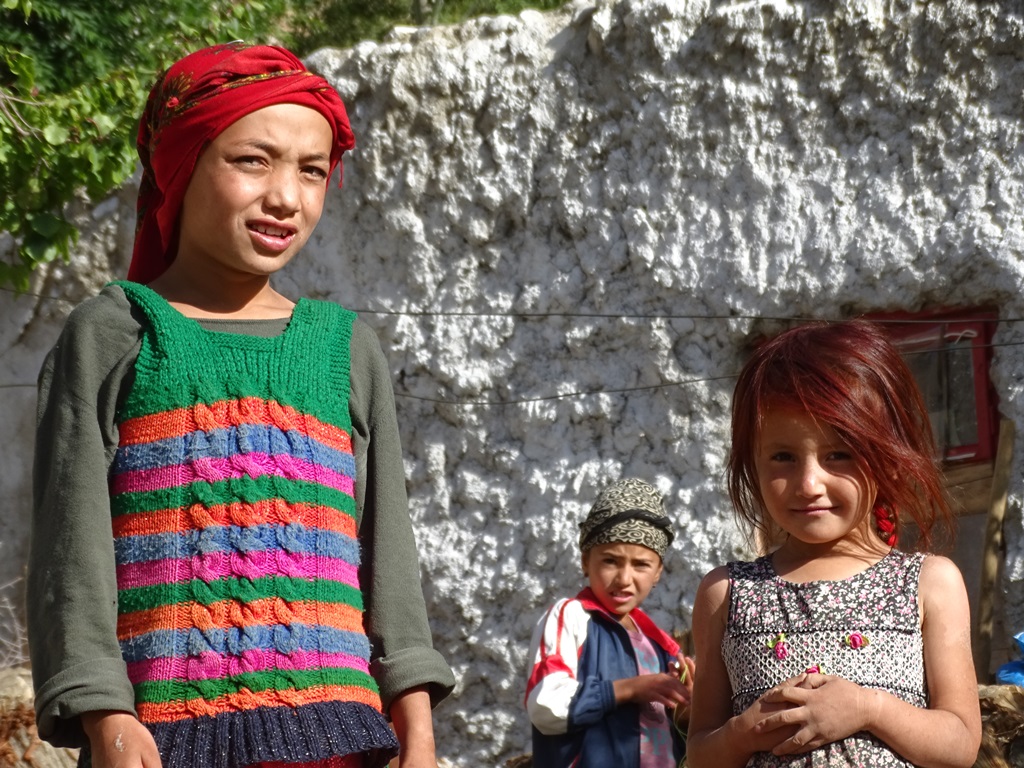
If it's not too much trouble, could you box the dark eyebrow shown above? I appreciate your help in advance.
[235,139,330,164]
[302,151,331,164]
[237,139,277,153]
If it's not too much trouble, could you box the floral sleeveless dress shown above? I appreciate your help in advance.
[722,550,927,767]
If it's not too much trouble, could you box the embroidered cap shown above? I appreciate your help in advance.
[578,477,674,559]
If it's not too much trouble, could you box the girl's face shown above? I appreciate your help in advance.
[175,103,333,283]
[755,406,877,551]
[581,542,663,624]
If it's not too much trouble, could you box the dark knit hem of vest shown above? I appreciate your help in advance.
[145,700,399,768]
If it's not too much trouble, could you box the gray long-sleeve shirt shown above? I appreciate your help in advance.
[29,284,454,748]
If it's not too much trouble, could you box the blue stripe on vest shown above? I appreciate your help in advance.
[114,525,360,564]
[113,424,356,478]
[120,624,372,661]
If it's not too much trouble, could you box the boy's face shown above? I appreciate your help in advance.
[581,542,663,624]
[175,103,333,282]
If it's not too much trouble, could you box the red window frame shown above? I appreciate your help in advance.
[869,308,999,464]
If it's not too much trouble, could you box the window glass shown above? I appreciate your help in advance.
[902,336,979,459]
[884,313,996,464]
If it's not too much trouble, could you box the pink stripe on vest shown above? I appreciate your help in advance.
[110,454,355,496]
[127,649,371,684]
[116,551,360,590]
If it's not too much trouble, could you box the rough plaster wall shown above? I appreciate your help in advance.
[3,0,1024,764]
[1,190,135,619]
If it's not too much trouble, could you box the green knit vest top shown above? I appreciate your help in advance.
[106,281,398,768]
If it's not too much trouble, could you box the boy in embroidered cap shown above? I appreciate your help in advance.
[526,478,694,768]
[28,42,453,768]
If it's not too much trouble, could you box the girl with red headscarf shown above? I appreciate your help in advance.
[29,43,454,768]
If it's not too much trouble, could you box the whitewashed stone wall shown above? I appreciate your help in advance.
[3,1,1024,764]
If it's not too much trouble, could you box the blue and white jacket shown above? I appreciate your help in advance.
[525,588,685,768]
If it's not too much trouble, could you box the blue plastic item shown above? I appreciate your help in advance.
[995,631,1024,686]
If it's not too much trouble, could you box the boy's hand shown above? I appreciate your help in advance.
[614,669,691,708]
[669,654,696,724]
[669,654,696,689]
[81,711,162,768]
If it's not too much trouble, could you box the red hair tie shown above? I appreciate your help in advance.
[874,504,898,547]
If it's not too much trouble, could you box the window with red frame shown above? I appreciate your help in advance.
[873,308,999,464]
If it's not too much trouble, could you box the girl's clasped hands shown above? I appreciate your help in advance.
[749,670,881,755]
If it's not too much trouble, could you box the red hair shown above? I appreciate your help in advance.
[728,319,953,550]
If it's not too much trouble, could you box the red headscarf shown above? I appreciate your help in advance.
[129,42,355,284]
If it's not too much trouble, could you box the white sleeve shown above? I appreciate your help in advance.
[525,598,591,735]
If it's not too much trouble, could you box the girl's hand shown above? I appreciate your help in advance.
[389,755,438,768]
[733,689,803,754]
[388,687,438,768]
[755,673,875,754]
[81,711,162,768]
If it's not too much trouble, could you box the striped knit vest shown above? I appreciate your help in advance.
[108,282,398,768]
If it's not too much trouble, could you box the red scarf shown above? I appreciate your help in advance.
[130,42,355,284]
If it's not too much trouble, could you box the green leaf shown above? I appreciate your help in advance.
[28,211,62,237]
[91,113,116,136]
[41,122,69,144]
[22,233,60,265]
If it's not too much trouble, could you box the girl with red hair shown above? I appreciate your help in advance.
[29,43,453,768]
[687,320,981,767]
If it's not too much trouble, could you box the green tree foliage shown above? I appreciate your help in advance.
[289,0,567,53]
[0,0,310,289]
[0,0,564,290]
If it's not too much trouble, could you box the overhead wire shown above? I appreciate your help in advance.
[4,284,1024,323]
[2,285,1021,405]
